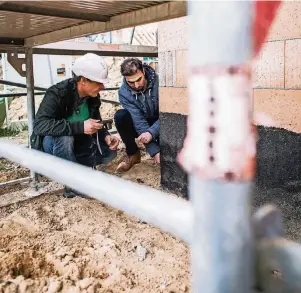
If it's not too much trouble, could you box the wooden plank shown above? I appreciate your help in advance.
[25,1,187,47]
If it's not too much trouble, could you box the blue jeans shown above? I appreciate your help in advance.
[114,109,159,157]
[43,136,116,167]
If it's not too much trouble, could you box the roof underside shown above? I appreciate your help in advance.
[0,1,186,50]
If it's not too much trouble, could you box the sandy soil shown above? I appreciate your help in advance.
[0,133,190,293]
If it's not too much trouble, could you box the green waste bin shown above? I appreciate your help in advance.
[0,98,6,127]
[0,97,13,127]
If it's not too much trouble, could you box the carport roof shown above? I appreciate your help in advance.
[0,1,186,50]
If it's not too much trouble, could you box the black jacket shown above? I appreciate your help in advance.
[31,78,109,150]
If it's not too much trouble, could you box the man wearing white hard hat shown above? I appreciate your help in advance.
[31,53,120,198]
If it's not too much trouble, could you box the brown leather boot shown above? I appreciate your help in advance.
[116,150,141,172]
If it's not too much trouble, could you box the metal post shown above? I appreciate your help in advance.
[130,27,136,45]
[4,94,9,127]
[25,47,37,188]
[2,53,10,128]
[187,2,253,293]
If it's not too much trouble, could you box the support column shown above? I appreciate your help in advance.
[186,2,254,293]
[2,54,10,128]
[25,47,37,188]
[4,94,9,128]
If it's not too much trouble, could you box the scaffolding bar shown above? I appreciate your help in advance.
[0,140,193,243]
[0,80,119,94]
[0,89,119,97]
[100,98,120,105]
[0,92,45,98]
[188,2,253,293]
[0,79,47,91]
[33,42,158,57]
[25,47,37,185]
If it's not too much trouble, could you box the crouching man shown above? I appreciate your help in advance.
[114,58,160,172]
[31,53,120,198]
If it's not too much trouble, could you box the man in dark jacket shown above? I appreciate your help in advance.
[114,58,160,172]
[31,53,120,197]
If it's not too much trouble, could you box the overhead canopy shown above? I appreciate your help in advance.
[0,1,187,50]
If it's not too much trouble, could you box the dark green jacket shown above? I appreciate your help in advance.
[30,78,109,150]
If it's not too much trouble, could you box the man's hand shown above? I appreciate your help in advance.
[137,132,152,144]
[105,135,120,151]
[153,153,160,164]
[84,119,103,135]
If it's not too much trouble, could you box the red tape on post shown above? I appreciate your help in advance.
[178,65,255,182]
[253,1,282,56]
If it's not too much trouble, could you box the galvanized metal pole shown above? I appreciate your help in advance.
[2,54,10,128]
[25,47,37,187]
[130,27,136,45]
[187,2,254,293]
[4,93,9,128]
[0,140,193,242]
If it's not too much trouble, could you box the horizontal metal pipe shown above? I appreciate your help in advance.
[0,176,31,188]
[0,89,119,99]
[0,92,45,98]
[101,98,120,105]
[0,49,158,58]
[0,79,47,91]
[102,88,119,91]
[0,140,193,243]
[32,48,158,58]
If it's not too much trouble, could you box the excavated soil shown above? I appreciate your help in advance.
[0,133,190,293]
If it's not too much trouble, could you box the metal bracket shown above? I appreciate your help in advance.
[253,204,301,293]
[7,52,26,77]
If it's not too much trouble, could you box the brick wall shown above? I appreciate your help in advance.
[253,2,301,133]
[158,17,188,115]
[158,17,189,196]
[158,3,301,196]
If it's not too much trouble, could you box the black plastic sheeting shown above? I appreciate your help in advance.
[256,125,301,188]
[160,113,301,197]
[160,112,188,198]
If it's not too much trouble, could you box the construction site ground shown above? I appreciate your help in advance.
[2,131,301,293]
[0,130,190,293]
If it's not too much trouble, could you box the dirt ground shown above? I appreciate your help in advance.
[3,132,301,293]
[0,132,190,293]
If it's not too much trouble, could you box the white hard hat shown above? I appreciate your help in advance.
[72,53,109,84]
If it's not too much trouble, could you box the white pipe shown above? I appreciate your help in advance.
[0,139,193,243]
